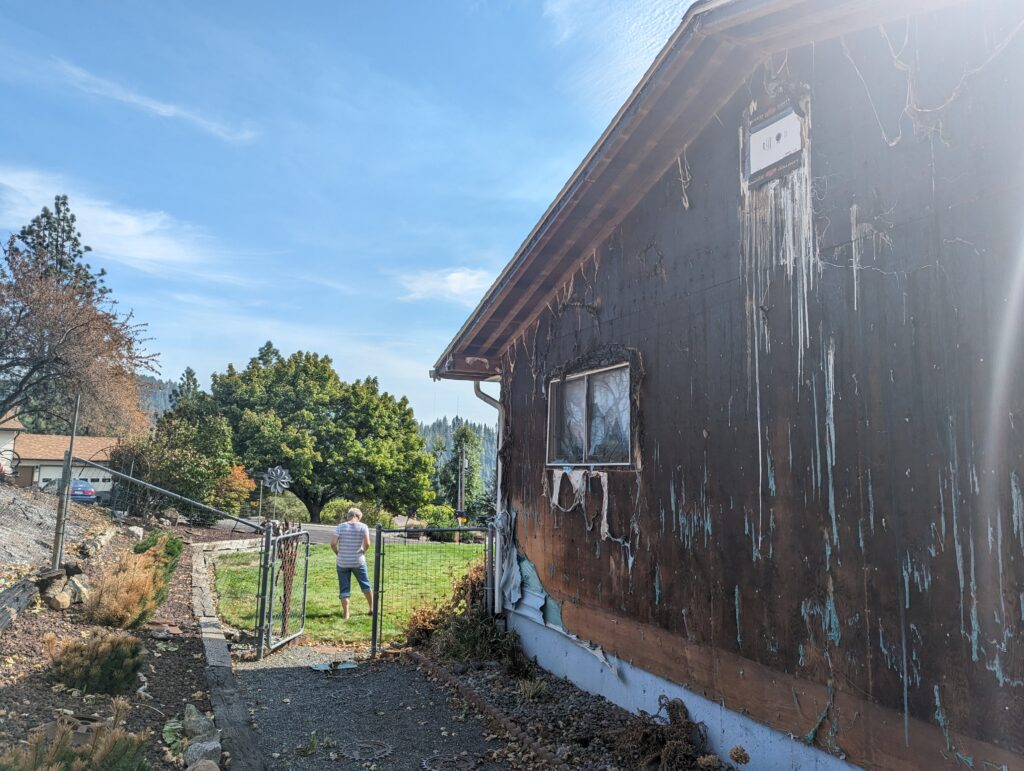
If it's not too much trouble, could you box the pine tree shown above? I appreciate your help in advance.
[16,194,108,296]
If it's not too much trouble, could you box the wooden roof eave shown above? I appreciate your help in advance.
[430,3,747,382]
[431,0,970,382]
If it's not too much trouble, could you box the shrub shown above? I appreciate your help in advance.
[402,560,528,675]
[88,534,182,628]
[44,630,143,695]
[321,499,395,528]
[260,491,310,523]
[212,464,256,515]
[417,503,456,541]
[0,697,149,770]
[86,551,160,628]
[132,530,183,560]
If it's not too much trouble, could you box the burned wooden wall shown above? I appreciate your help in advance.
[500,3,1024,768]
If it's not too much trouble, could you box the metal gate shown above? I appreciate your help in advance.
[256,523,310,658]
[370,525,494,657]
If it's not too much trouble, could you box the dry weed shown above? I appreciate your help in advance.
[615,695,749,770]
[516,678,550,702]
[85,550,161,628]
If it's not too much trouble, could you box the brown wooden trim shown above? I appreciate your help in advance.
[559,602,1022,770]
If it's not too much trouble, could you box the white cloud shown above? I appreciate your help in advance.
[397,267,493,307]
[296,274,357,295]
[0,41,255,143]
[542,0,685,120]
[51,60,256,143]
[0,166,250,283]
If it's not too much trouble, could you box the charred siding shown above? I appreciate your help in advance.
[501,5,1024,766]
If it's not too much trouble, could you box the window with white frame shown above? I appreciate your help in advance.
[547,364,631,466]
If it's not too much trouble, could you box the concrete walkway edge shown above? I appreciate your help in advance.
[191,543,268,770]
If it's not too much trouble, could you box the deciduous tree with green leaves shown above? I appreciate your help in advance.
[211,342,434,523]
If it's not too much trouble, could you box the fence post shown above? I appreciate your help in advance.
[50,394,80,570]
[368,528,385,659]
[485,525,494,617]
[370,524,383,658]
[255,522,275,660]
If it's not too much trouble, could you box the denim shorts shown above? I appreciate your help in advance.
[337,562,372,598]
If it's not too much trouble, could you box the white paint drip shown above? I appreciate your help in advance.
[824,338,839,548]
[850,204,861,311]
[741,125,818,388]
[547,468,635,574]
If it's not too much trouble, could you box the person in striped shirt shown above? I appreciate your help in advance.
[330,507,373,619]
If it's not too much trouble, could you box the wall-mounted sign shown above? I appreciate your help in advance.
[744,102,805,186]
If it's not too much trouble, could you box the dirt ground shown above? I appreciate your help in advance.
[0,531,212,769]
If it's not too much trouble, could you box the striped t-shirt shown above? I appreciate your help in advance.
[334,521,369,567]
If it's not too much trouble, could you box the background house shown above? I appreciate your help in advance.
[9,434,116,496]
[435,0,1024,768]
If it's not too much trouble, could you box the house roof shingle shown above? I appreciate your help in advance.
[15,434,117,463]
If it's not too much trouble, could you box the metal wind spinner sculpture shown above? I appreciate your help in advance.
[263,466,292,494]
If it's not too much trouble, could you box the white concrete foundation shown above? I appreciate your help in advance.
[508,610,857,770]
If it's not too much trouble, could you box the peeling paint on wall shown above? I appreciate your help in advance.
[498,10,1024,766]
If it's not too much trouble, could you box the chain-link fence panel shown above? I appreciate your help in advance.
[370,527,492,656]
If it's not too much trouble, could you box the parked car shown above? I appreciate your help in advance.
[69,479,97,505]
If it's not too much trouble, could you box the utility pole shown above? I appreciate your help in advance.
[457,443,465,516]
[51,394,81,570]
[455,443,467,543]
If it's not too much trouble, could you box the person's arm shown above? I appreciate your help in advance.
[362,527,371,555]
[330,535,339,555]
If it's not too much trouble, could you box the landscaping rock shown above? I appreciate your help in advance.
[183,703,216,738]
[182,739,221,767]
[78,527,115,558]
[185,761,220,771]
[127,526,146,541]
[43,588,72,610]
[63,559,83,577]
[66,575,90,604]
[33,568,67,592]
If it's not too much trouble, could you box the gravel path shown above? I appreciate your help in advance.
[235,647,508,770]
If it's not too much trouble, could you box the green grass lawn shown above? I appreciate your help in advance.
[213,541,484,645]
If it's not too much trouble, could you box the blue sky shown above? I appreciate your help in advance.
[0,1,683,423]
